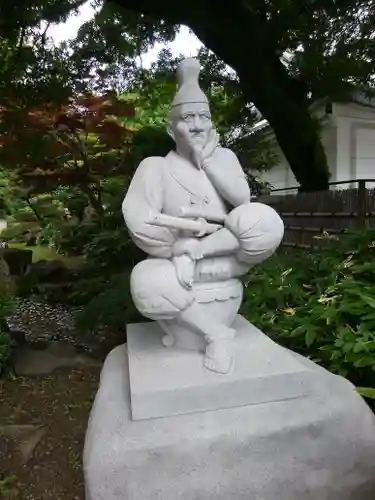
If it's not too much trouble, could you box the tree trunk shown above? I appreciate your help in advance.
[185,6,331,192]
[240,74,330,192]
[23,197,43,221]
[110,0,331,191]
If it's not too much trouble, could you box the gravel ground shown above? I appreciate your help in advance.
[7,296,115,356]
[8,297,82,343]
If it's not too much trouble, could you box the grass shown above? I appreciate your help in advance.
[8,244,83,269]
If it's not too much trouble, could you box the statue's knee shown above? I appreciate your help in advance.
[248,202,284,245]
[225,202,284,264]
[130,259,192,320]
[130,259,173,318]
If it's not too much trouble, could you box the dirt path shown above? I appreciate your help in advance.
[0,366,100,499]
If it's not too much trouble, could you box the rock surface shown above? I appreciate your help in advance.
[2,247,32,275]
[84,342,375,500]
[0,425,46,464]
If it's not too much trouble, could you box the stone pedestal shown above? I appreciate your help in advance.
[83,317,375,500]
[127,316,316,420]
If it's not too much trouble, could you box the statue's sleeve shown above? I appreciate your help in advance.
[205,147,251,207]
[122,157,175,258]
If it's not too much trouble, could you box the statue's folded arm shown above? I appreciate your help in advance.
[122,156,175,258]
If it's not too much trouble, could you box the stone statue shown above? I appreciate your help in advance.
[85,65,375,494]
[122,58,284,374]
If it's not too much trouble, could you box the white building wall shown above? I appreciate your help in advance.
[255,154,293,194]
[334,116,351,185]
[254,114,337,194]
[335,102,375,189]
[254,101,375,194]
[353,127,375,188]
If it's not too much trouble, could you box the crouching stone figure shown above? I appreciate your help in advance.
[123,58,284,374]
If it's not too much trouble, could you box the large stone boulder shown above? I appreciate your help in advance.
[0,252,14,337]
[84,318,375,500]
[2,247,33,275]
[0,252,13,296]
[25,260,68,282]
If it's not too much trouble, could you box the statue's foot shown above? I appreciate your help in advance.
[159,320,176,348]
[204,338,235,374]
[161,332,176,348]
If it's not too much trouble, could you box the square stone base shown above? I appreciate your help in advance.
[127,316,315,420]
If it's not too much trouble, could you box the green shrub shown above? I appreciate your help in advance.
[64,212,143,306]
[0,475,19,498]
[35,219,84,254]
[66,275,111,305]
[1,221,39,244]
[36,221,65,249]
[34,218,91,255]
[0,254,15,375]
[241,229,375,393]
[75,274,141,334]
[36,212,137,264]
[65,213,143,333]
[0,329,13,377]
[82,227,144,272]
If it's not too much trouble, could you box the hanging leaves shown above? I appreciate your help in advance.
[0,90,135,219]
[0,91,135,197]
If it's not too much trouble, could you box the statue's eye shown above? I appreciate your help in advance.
[181,114,193,121]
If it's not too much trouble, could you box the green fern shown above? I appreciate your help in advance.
[0,475,19,498]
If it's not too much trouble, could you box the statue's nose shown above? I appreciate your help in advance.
[190,115,204,132]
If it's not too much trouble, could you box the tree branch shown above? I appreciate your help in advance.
[107,0,329,189]
[108,0,292,95]
[107,0,185,24]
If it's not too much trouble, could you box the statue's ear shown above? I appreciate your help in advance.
[166,121,175,141]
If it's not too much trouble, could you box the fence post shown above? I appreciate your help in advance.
[357,179,366,228]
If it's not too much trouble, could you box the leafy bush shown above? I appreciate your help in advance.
[1,221,39,244]
[62,210,143,302]
[0,475,19,499]
[75,274,141,334]
[72,224,144,332]
[0,329,13,376]
[0,254,15,375]
[241,229,375,393]
[58,212,144,334]
[36,221,65,249]
[35,219,89,255]
[82,227,144,272]
[36,211,139,265]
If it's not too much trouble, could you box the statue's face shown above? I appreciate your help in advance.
[170,102,212,155]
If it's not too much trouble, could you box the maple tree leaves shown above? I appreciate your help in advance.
[0,91,135,205]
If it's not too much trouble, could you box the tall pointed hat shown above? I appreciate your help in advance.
[171,58,208,107]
